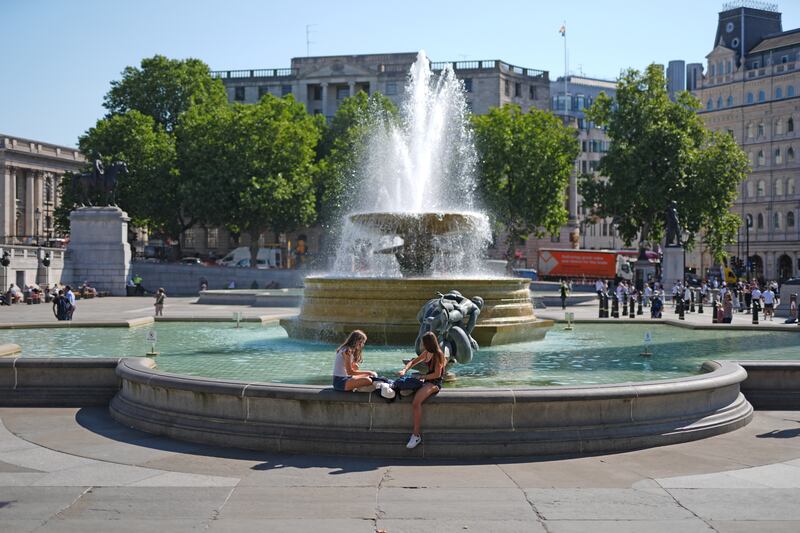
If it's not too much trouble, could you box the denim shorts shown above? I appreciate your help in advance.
[332,376,350,391]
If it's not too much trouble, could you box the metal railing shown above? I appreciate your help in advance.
[211,68,298,79]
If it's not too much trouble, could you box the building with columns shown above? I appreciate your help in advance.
[212,52,550,118]
[686,1,800,281]
[0,134,85,245]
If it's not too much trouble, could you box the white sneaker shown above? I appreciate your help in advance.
[406,434,422,449]
[372,380,383,391]
[380,383,396,399]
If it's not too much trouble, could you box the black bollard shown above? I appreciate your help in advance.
[622,294,628,317]
[698,292,704,314]
[629,297,636,318]
[752,301,759,325]
[712,299,718,324]
[598,294,604,318]
[601,294,607,318]
[678,296,685,320]
[637,294,644,315]
[690,290,696,313]
[612,297,619,318]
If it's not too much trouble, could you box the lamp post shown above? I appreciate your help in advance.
[745,215,752,281]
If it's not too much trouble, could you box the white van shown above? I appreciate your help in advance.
[218,247,282,269]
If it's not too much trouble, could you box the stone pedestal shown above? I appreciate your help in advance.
[36,249,50,287]
[64,207,131,296]
[661,245,684,287]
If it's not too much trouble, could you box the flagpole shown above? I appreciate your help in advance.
[563,20,568,118]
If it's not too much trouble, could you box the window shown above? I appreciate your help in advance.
[789,118,795,132]
[757,150,765,166]
[746,180,755,197]
[15,173,24,200]
[774,212,782,229]
[782,55,790,64]
[259,86,271,99]
[776,87,783,99]
[234,86,245,101]
[789,179,796,195]
[462,79,472,93]
[529,85,537,99]
[727,95,734,107]
[758,90,766,102]
[336,87,349,100]
[281,85,292,96]
[514,82,521,97]
[757,179,766,196]
[757,213,764,229]
[789,86,796,97]
[504,79,510,97]
[789,147,796,162]
[776,179,784,196]
[776,119,785,135]
[710,64,716,76]
[576,95,586,109]
[44,177,53,203]
[707,98,713,110]
[385,82,398,95]
[602,222,608,236]
[747,123,755,138]
[581,160,587,173]
[747,92,754,104]
[183,227,197,248]
[775,148,783,164]
[753,60,760,68]
[311,85,322,100]
[789,212,796,228]
[757,123,765,137]
[717,96,723,109]
[206,228,219,249]
[745,214,753,228]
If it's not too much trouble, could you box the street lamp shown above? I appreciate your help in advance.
[745,214,752,280]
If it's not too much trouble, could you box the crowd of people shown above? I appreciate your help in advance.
[592,277,797,324]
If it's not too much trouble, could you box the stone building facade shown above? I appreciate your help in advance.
[0,134,85,245]
[690,3,800,281]
[212,52,550,119]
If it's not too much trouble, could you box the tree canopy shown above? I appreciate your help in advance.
[473,104,579,255]
[580,64,750,261]
[178,94,323,266]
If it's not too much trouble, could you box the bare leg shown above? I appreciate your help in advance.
[344,376,373,391]
[411,383,440,436]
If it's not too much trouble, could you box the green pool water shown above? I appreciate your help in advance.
[2,323,797,387]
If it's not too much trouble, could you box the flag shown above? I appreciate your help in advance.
[559,24,566,37]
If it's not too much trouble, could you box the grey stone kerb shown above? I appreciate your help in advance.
[64,206,131,296]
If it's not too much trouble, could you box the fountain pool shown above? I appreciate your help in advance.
[3,322,797,387]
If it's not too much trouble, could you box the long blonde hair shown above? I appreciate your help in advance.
[339,330,367,365]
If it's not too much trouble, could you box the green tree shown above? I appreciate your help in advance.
[65,56,228,250]
[104,55,228,132]
[178,95,323,267]
[473,104,579,258]
[581,64,750,261]
[315,91,398,227]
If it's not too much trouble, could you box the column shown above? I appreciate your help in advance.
[321,82,329,118]
[0,166,12,242]
[568,173,578,225]
[348,81,356,97]
[25,170,34,238]
[34,172,43,242]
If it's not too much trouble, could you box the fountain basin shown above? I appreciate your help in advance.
[280,276,552,345]
[109,358,753,458]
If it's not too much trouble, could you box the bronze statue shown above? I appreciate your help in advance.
[664,201,683,247]
[415,290,484,364]
[72,158,127,206]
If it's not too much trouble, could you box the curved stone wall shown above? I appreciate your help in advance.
[110,359,753,459]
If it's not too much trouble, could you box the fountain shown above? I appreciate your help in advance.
[280,51,552,346]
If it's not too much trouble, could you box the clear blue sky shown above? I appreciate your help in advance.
[3,0,800,147]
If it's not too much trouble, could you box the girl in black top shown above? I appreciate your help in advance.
[399,331,446,449]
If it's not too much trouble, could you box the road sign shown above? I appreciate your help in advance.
[145,330,157,343]
[644,331,652,344]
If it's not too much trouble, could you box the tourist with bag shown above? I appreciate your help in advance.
[332,330,379,392]
[398,332,446,449]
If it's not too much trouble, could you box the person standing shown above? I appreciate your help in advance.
[64,285,76,320]
[722,292,733,323]
[644,283,652,307]
[751,283,762,319]
[154,288,166,317]
[595,279,604,299]
[559,280,569,310]
[762,285,776,321]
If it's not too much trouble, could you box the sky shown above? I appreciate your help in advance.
[3,0,800,148]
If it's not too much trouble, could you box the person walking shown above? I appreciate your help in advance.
[64,285,76,320]
[559,280,569,310]
[751,283,762,319]
[762,285,776,321]
[154,288,166,317]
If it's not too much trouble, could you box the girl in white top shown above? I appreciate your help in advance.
[332,330,378,391]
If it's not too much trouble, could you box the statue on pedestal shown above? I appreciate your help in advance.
[665,201,683,247]
[72,158,127,206]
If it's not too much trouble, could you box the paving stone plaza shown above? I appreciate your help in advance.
[0,297,798,532]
